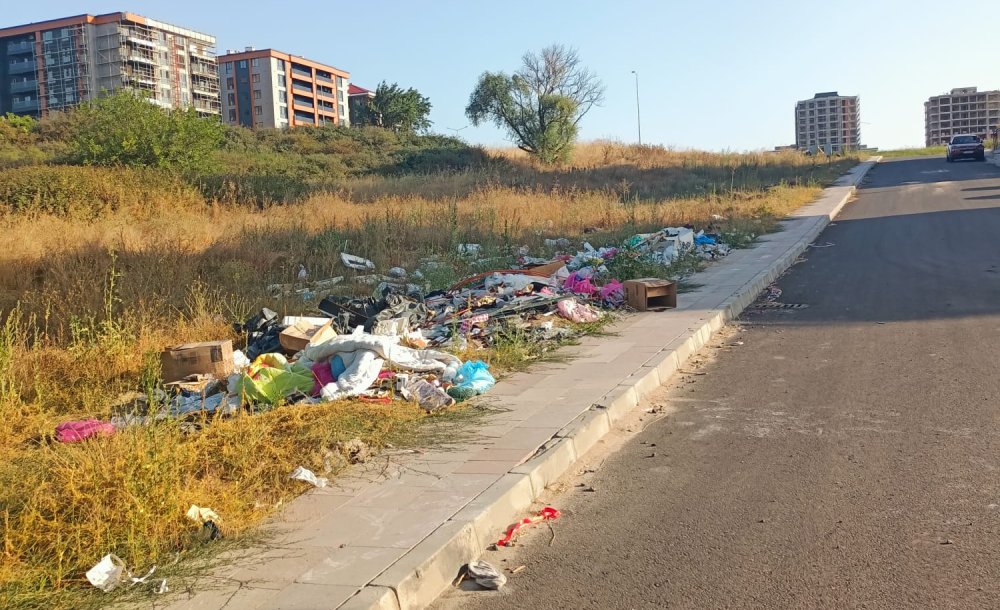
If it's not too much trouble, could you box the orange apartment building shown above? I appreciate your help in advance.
[218,48,349,128]
[0,12,219,117]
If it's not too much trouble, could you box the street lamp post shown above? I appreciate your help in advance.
[631,70,642,145]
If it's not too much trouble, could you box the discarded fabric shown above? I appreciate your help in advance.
[467,560,507,590]
[497,506,561,547]
[55,419,115,443]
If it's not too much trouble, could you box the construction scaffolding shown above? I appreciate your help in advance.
[39,21,90,114]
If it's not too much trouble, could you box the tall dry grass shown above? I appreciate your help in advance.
[0,142,859,609]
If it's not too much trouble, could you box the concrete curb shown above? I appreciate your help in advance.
[343,159,880,610]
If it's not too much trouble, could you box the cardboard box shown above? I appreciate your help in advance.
[523,260,567,278]
[624,278,677,311]
[279,318,336,354]
[161,340,234,384]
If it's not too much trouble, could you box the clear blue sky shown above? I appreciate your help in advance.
[5,1,997,150]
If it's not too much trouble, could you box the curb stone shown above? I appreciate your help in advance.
[338,159,879,610]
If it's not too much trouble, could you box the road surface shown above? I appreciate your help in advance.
[435,157,1000,609]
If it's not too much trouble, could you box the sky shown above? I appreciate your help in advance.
[5,0,998,150]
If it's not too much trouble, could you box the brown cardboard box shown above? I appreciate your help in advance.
[624,278,677,311]
[160,340,234,383]
[279,318,336,354]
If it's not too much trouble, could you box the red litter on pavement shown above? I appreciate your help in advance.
[496,506,561,547]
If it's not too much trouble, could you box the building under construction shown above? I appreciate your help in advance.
[0,12,220,118]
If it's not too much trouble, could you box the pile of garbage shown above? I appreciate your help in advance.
[53,226,732,441]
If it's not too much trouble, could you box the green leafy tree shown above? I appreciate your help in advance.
[353,82,432,133]
[72,90,225,173]
[466,44,605,163]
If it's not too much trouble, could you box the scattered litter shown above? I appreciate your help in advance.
[56,223,740,463]
[157,579,169,594]
[86,554,127,592]
[341,253,376,270]
[467,560,507,590]
[809,242,835,248]
[290,466,328,488]
[55,419,115,443]
[457,243,482,257]
[186,505,220,524]
[497,506,561,547]
[511,565,527,575]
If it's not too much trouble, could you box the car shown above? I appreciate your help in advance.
[946,134,985,162]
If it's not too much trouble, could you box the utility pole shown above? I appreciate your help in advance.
[631,70,642,145]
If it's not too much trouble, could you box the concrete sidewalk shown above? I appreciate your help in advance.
[163,160,877,610]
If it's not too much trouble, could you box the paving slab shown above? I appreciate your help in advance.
[159,159,878,610]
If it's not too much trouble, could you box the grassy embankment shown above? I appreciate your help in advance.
[0,128,859,609]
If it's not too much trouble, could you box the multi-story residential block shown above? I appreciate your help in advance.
[218,48,349,129]
[0,12,219,118]
[347,84,374,124]
[924,87,1000,146]
[795,92,861,153]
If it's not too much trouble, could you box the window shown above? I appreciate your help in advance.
[251,58,260,67]
[224,62,232,74]
[227,93,235,104]
[229,109,236,121]
[279,107,288,119]
[252,73,260,83]
[254,89,261,100]
[254,105,262,116]
[226,77,234,89]
[238,60,247,68]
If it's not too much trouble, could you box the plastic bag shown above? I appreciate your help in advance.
[234,354,314,404]
[448,360,495,400]
[557,298,602,323]
[86,554,127,591]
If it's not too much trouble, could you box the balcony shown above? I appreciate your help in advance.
[10,78,37,94]
[8,60,36,74]
[11,98,39,113]
[291,67,312,79]
[316,73,334,84]
[292,82,313,94]
[7,40,34,55]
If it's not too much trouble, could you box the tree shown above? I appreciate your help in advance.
[466,44,605,163]
[72,90,225,173]
[353,82,432,133]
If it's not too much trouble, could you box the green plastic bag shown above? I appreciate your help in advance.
[235,355,314,405]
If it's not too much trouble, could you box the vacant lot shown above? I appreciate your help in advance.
[0,137,858,609]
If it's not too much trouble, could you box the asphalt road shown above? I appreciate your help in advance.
[435,157,1000,610]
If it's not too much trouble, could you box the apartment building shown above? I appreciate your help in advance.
[218,48,349,129]
[794,92,861,153]
[0,12,219,118]
[924,87,1000,146]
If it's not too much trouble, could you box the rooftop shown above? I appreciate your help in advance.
[0,12,215,44]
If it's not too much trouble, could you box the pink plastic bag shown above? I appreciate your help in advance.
[563,272,598,296]
[55,419,115,443]
[600,280,625,305]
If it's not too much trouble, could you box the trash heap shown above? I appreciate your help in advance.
[54,226,733,441]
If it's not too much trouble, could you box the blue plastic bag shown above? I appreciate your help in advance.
[448,360,496,400]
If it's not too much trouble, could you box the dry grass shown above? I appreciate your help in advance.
[0,142,859,609]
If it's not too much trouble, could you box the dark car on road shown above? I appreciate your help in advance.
[946,134,985,162]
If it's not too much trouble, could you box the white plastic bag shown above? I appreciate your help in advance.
[86,554,127,592]
[290,466,328,488]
